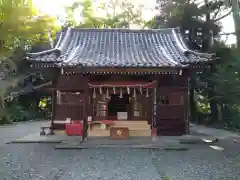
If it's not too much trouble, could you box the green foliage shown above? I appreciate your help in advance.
[0,0,58,57]
[152,0,240,130]
[0,107,11,124]
[0,0,59,124]
[0,0,59,96]
[64,0,145,28]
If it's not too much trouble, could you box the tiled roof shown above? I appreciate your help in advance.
[27,28,213,68]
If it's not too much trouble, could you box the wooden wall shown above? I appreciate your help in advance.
[52,73,189,135]
[156,76,189,136]
[52,74,90,129]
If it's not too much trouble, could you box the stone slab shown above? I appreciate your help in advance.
[55,143,189,151]
[5,133,82,144]
[55,136,189,151]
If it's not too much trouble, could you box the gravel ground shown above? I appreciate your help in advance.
[0,121,49,145]
[0,144,161,180]
[153,144,240,180]
[0,121,239,180]
[0,143,239,180]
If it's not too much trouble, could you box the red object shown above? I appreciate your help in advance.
[65,122,83,136]
[151,127,157,137]
[88,81,156,88]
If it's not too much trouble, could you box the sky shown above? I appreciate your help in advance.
[32,0,236,44]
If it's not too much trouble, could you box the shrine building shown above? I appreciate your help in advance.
[27,28,212,137]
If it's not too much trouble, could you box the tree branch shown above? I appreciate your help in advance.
[219,32,236,36]
[213,10,231,22]
[211,6,221,20]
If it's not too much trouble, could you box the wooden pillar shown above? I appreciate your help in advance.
[151,80,158,137]
[82,75,90,140]
[49,89,56,135]
[49,69,60,135]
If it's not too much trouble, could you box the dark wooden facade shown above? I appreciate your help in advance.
[49,68,189,136]
[28,28,213,136]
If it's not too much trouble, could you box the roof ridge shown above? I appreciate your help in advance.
[70,27,178,33]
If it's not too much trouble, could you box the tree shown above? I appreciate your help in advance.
[0,0,58,118]
[64,0,145,28]
[150,0,239,126]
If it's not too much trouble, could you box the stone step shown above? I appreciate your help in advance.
[88,129,151,137]
[112,121,149,125]
[88,130,110,137]
[129,130,151,137]
[110,121,150,130]
[89,121,150,131]
[90,124,150,131]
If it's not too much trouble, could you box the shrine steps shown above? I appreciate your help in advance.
[88,121,151,137]
[88,129,110,137]
[88,129,151,137]
[111,120,150,129]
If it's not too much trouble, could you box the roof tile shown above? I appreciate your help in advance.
[27,28,212,67]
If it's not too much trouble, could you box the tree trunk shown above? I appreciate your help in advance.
[232,0,240,48]
[203,1,219,124]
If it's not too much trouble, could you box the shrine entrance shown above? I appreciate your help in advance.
[89,80,156,122]
[108,94,131,119]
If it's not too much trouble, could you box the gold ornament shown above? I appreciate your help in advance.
[117,130,122,136]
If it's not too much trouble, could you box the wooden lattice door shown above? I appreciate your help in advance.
[55,91,86,120]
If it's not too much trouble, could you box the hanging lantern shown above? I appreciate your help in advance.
[99,86,102,94]
[133,88,136,98]
[127,87,130,94]
[113,86,116,94]
[93,88,96,99]
[146,88,149,98]
[139,85,142,94]
[120,88,123,98]
[106,88,110,99]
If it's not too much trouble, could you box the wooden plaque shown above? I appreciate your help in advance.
[110,127,129,140]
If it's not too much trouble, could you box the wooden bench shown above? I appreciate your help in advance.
[40,126,53,135]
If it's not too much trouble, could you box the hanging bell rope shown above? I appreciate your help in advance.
[119,88,123,98]
[93,88,96,99]
[127,87,130,94]
[139,85,142,94]
[133,88,136,98]
[113,86,116,94]
[106,88,110,99]
[146,88,149,98]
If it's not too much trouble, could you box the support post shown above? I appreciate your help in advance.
[151,80,158,138]
[48,68,60,135]
[48,89,56,135]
